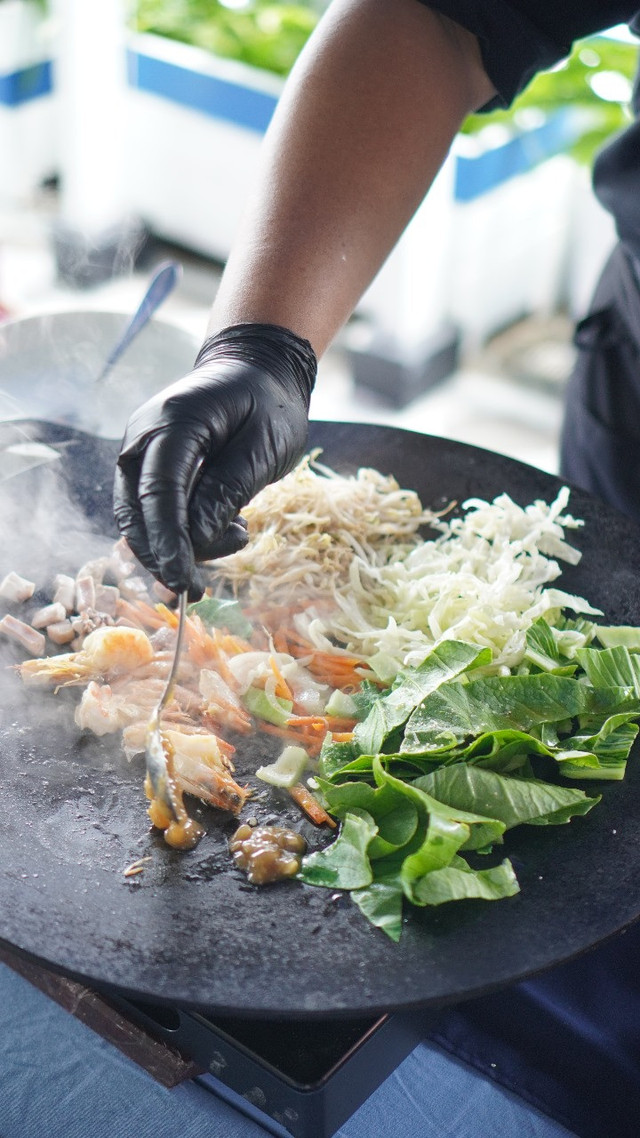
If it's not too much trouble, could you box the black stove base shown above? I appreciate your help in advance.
[107,994,437,1138]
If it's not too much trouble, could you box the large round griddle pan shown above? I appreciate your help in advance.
[1,418,640,1020]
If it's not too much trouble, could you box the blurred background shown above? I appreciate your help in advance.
[0,0,638,472]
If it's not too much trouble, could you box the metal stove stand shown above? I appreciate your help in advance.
[107,993,435,1138]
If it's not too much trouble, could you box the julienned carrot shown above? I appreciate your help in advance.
[285,715,326,727]
[270,628,370,688]
[308,667,365,691]
[259,721,325,756]
[294,637,372,688]
[263,720,325,742]
[312,650,363,668]
[289,783,337,828]
[186,618,239,686]
[272,631,289,655]
[307,653,369,685]
[259,721,300,741]
[114,599,146,629]
[273,631,315,660]
[116,598,165,630]
[133,598,176,628]
[154,602,179,628]
[269,654,293,702]
[287,714,357,731]
[219,632,253,655]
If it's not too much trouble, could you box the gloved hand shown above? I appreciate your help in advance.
[113,322,317,600]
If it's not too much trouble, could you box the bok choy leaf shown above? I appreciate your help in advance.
[302,623,640,940]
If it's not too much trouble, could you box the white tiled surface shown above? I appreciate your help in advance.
[0,191,566,476]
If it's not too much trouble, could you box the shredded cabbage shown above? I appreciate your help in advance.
[306,487,599,672]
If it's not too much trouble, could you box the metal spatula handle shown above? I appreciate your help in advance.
[145,589,188,822]
[95,260,182,385]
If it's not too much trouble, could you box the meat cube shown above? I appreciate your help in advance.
[75,574,96,611]
[94,584,119,617]
[32,602,67,629]
[47,620,76,645]
[0,614,46,655]
[77,558,109,585]
[52,574,76,614]
[109,538,136,582]
[0,571,36,603]
[118,576,150,602]
[70,609,114,638]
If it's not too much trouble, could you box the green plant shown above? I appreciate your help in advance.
[133,0,320,78]
[463,34,638,165]
[132,8,636,160]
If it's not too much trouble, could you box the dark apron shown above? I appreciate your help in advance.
[560,47,640,522]
[560,241,640,522]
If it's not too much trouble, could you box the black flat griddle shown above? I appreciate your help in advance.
[1,418,640,1020]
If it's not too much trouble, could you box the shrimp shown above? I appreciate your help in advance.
[123,724,249,816]
[199,668,253,734]
[75,675,204,737]
[170,730,250,814]
[74,678,164,735]
[18,626,154,687]
[75,681,134,735]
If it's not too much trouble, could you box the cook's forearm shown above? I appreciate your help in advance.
[209,0,495,356]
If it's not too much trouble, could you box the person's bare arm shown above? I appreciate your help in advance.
[210,0,496,355]
[115,0,497,594]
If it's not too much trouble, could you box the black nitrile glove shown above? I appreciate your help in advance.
[113,322,317,600]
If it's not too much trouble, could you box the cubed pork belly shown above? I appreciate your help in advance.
[0,613,46,655]
[31,602,67,629]
[0,571,35,603]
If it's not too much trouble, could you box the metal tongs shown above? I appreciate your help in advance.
[144,590,202,847]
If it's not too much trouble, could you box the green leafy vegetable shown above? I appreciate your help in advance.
[302,624,640,941]
[188,595,252,637]
[401,673,589,754]
[417,765,600,829]
[575,644,640,695]
[351,879,404,942]
[408,857,520,907]
[595,626,640,651]
[353,640,491,755]
[313,776,420,859]
[555,713,639,780]
[299,811,377,889]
